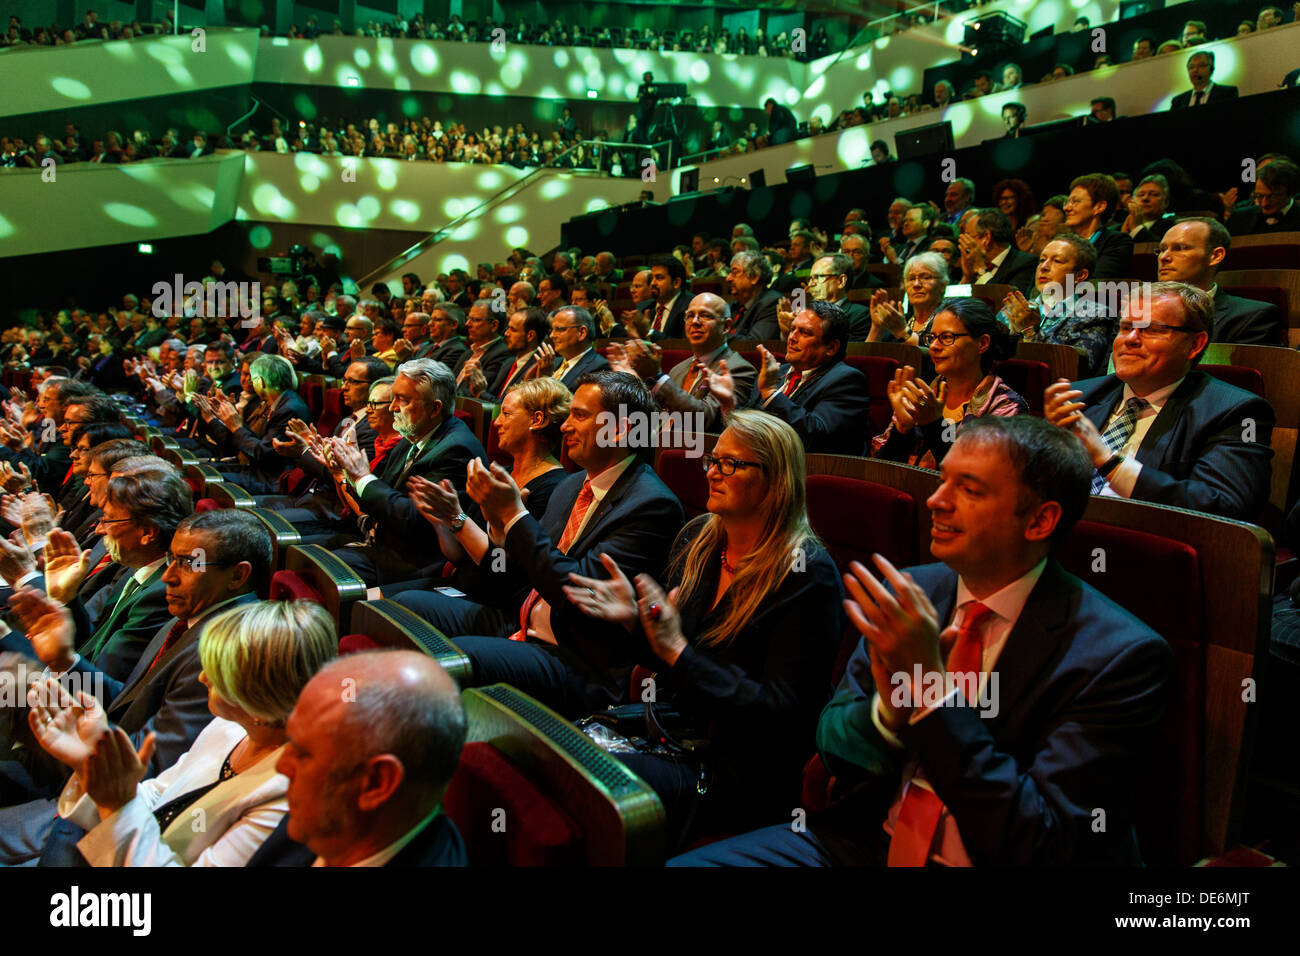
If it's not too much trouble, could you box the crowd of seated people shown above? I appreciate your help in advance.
[0,140,1295,864]
[1,10,171,46]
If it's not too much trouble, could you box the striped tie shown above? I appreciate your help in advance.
[1091,397,1149,493]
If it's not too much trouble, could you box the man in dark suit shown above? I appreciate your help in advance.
[452,299,512,394]
[753,301,871,456]
[199,354,313,494]
[0,510,269,864]
[616,292,757,432]
[960,208,1037,293]
[476,307,549,401]
[1226,159,1300,235]
[1170,50,1240,108]
[535,306,609,392]
[1046,281,1274,522]
[839,234,885,292]
[881,204,934,268]
[671,415,1170,866]
[1156,218,1285,345]
[396,371,684,712]
[249,651,467,867]
[330,358,486,585]
[727,251,783,340]
[1066,173,1134,280]
[807,254,871,339]
[764,97,798,145]
[647,255,689,338]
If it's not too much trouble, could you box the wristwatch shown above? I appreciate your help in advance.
[1097,453,1123,479]
[448,513,469,532]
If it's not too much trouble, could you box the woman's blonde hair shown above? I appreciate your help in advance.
[199,600,338,725]
[669,410,818,647]
[508,377,572,449]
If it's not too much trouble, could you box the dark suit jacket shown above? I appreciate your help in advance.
[1077,370,1275,520]
[208,389,314,489]
[247,810,466,867]
[453,339,512,390]
[480,351,538,402]
[73,562,172,684]
[730,288,782,341]
[1090,227,1135,281]
[984,247,1037,293]
[1226,202,1300,236]
[1213,291,1285,345]
[849,267,885,292]
[658,345,757,431]
[1170,84,1239,109]
[556,347,610,393]
[815,559,1170,865]
[420,336,470,368]
[831,299,871,341]
[762,361,872,456]
[357,414,486,561]
[650,294,689,339]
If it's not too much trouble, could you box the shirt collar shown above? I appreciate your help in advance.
[315,805,444,868]
[587,455,636,498]
[188,592,250,630]
[985,245,1010,272]
[471,336,502,356]
[955,557,1048,623]
[133,555,167,585]
[693,342,727,365]
[558,346,592,371]
[1121,375,1184,408]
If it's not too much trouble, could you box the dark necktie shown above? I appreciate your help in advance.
[146,619,189,676]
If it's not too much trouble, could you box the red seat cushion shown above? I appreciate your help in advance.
[1201,364,1264,397]
[315,387,344,437]
[658,349,692,373]
[339,634,380,655]
[442,742,584,866]
[991,359,1048,415]
[844,355,901,437]
[195,498,221,512]
[656,448,709,519]
[269,570,324,606]
[184,476,203,496]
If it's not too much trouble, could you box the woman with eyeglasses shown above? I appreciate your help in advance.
[564,410,843,846]
[873,297,1026,468]
[866,251,948,345]
[28,600,336,866]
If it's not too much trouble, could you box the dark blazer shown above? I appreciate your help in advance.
[556,347,610,393]
[815,559,1170,865]
[453,339,512,390]
[1170,84,1239,109]
[1213,291,1286,345]
[762,361,872,456]
[480,351,537,401]
[831,299,872,340]
[849,267,885,292]
[420,336,470,368]
[650,293,689,339]
[658,345,757,431]
[1090,227,1135,281]
[1076,370,1275,520]
[247,810,466,867]
[730,288,783,341]
[209,389,314,489]
[984,247,1037,293]
[1226,202,1300,236]
[485,460,684,682]
[356,414,487,560]
[1130,214,1177,245]
[73,562,172,684]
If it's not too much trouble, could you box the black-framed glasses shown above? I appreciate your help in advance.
[702,454,766,476]
[342,376,370,386]
[165,552,238,572]
[1117,320,1197,338]
[94,516,133,529]
[365,399,389,409]
[85,470,108,479]
[920,331,973,348]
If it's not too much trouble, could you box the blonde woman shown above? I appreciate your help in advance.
[565,410,843,843]
[30,600,336,867]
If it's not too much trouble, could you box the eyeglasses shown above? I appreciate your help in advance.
[94,516,133,530]
[808,273,840,280]
[342,377,370,386]
[85,470,107,479]
[551,324,580,332]
[165,552,238,572]
[701,454,766,476]
[1117,320,1197,339]
[920,331,973,347]
[365,399,390,409]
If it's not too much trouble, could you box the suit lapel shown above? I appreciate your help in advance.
[568,462,639,555]
[112,616,185,711]
[1133,375,1197,472]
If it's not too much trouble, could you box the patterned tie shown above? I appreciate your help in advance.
[782,370,802,396]
[654,303,666,332]
[887,601,994,867]
[1091,397,1149,493]
[146,619,189,675]
[510,480,595,641]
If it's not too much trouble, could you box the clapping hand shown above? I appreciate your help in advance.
[0,459,32,491]
[1000,289,1039,335]
[0,535,36,586]
[327,436,370,482]
[1044,378,1108,467]
[564,552,639,627]
[777,296,795,337]
[408,474,465,526]
[464,458,523,529]
[754,344,783,399]
[43,528,94,604]
[27,676,110,770]
[83,728,156,817]
[349,338,366,360]
[528,342,558,379]
[700,359,737,416]
[624,338,661,379]
[869,290,908,339]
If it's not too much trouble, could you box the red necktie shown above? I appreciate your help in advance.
[146,619,189,675]
[682,362,706,394]
[886,601,994,866]
[510,480,594,641]
[505,358,519,385]
[654,303,665,332]
[783,370,802,396]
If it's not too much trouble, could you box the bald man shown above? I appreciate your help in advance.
[248,651,468,867]
[616,292,756,431]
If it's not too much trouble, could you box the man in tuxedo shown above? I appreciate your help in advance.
[1170,51,1239,108]
[727,251,782,340]
[1226,159,1300,235]
[647,255,689,337]
[619,292,756,432]
[201,354,313,494]
[1065,173,1134,280]
[0,509,269,864]
[959,209,1037,293]
[249,651,467,867]
[806,254,871,339]
[1045,281,1274,521]
[330,358,486,586]
[753,300,870,455]
[462,307,549,402]
[1156,218,1285,345]
[453,299,512,395]
[539,307,609,391]
[671,414,1171,865]
[395,371,684,711]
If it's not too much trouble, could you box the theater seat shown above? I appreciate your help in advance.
[443,742,585,866]
[246,507,303,571]
[1221,285,1289,327]
[658,349,692,373]
[656,448,710,519]
[992,358,1049,415]
[270,544,367,634]
[459,684,666,865]
[349,598,472,685]
[315,387,344,438]
[300,375,328,418]
[1055,520,1204,866]
[843,355,900,436]
[1202,364,1265,397]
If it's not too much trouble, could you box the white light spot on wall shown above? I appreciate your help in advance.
[335,203,363,228]
[856,52,872,70]
[226,43,251,69]
[476,171,503,189]
[553,50,570,68]
[147,43,182,65]
[494,203,523,223]
[252,183,295,218]
[300,174,320,193]
[450,70,481,94]
[304,45,322,72]
[506,226,529,247]
[444,197,466,218]
[486,81,505,96]
[390,200,421,223]
[377,167,398,191]
[410,45,438,75]
[539,179,568,199]
[103,203,158,228]
[440,253,471,273]
[166,64,193,85]
[689,60,710,83]
[356,196,380,220]
[379,51,397,74]
[353,48,372,68]
[836,129,870,168]
[51,77,92,100]
[805,75,826,98]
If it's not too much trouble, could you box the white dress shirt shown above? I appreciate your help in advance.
[1095,377,1184,499]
